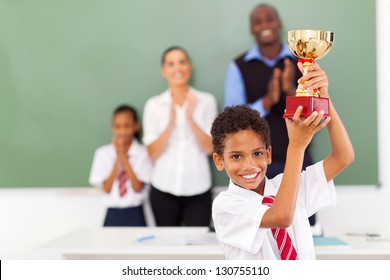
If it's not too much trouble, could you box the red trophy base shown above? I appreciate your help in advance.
[283,96,330,119]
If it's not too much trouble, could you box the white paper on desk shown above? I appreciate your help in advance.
[186,233,219,245]
[367,234,390,242]
[138,232,218,246]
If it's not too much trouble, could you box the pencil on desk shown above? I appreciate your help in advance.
[137,235,155,242]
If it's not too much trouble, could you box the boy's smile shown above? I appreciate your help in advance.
[240,171,261,183]
[213,130,272,195]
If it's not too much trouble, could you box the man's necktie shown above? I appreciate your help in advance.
[262,195,298,260]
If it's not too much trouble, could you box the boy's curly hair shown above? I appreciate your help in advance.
[210,105,271,155]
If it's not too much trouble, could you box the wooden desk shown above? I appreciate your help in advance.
[38,227,390,260]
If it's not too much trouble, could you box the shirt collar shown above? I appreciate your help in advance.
[161,87,197,101]
[227,178,278,204]
[244,43,295,67]
[161,87,198,110]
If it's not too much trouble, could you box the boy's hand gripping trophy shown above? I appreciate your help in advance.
[283,30,334,119]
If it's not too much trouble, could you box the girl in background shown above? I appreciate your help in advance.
[89,105,152,226]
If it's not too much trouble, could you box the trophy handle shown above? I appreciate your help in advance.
[296,58,319,97]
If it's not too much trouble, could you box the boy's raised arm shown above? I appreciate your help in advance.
[322,100,355,181]
[261,107,330,228]
[298,62,355,181]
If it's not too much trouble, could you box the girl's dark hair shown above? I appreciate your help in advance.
[161,46,191,65]
[113,104,140,140]
[210,105,271,155]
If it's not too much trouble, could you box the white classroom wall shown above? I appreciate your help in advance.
[0,0,389,260]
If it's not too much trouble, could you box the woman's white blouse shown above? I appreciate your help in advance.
[143,87,218,196]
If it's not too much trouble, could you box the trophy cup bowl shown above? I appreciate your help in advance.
[283,30,334,119]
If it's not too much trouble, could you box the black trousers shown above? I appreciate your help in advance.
[150,186,212,227]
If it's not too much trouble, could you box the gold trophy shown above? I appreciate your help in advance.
[283,30,334,119]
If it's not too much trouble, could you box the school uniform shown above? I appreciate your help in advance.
[212,161,336,260]
[225,45,316,225]
[89,139,152,227]
[143,87,218,226]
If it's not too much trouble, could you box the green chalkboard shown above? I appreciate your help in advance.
[0,0,377,187]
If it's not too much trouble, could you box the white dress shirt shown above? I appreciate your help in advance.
[89,139,153,208]
[143,87,218,196]
[212,161,336,260]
